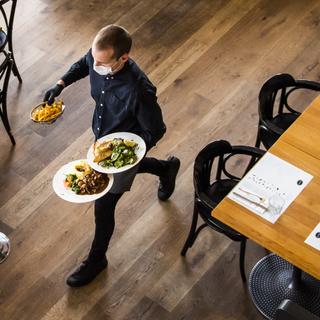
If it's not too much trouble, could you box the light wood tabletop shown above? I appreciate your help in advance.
[212,96,320,280]
[281,95,320,160]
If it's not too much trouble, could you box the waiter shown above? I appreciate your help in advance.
[44,25,180,287]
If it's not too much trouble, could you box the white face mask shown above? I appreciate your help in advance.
[93,64,112,76]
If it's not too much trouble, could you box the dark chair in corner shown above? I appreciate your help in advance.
[255,73,320,149]
[276,300,320,320]
[0,50,15,144]
[0,0,22,83]
[180,140,265,282]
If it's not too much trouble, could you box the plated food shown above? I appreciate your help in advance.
[93,138,138,168]
[87,132,147,174]
[52,159,114,203]
[31,100,64,123]
[64,161,109,195]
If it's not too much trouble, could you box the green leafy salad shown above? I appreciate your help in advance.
[98,138,138,169]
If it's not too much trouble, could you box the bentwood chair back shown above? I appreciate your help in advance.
[181,140,265,282]
[256,73,320,149]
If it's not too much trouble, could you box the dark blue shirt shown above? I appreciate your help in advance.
[61,49,166,150]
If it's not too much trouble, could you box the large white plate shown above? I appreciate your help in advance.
[52,159,114,203]
[87,132,146,174]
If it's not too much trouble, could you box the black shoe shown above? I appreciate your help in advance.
[158,156,180,201]
[66,258,108,287]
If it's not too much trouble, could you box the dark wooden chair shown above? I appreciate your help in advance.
[0,50,15,144]
[180,140,265,282]
[0,0,22,82]
[255,73,320,149]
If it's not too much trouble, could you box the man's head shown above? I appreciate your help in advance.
[92,25,132,71]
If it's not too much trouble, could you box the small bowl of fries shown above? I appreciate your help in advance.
[30,99,65,123]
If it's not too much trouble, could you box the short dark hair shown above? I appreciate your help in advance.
[94,25,132,60]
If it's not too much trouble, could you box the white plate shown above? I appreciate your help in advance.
[87,132,146,174]
[52,159,114,203]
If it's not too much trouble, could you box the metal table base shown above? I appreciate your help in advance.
[0,232,10,263]
[249,253,320,320]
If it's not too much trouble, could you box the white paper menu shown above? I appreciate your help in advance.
[228,152,313,224]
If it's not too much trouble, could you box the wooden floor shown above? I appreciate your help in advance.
[1,0,320,319]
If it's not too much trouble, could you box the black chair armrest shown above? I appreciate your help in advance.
[231,145,265,157]
[276,300,320,320]
[285,80,320,113]
[295,79,320,91]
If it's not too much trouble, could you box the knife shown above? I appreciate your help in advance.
[232,191,269,210]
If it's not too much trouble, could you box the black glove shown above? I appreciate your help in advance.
[43,84,64,105]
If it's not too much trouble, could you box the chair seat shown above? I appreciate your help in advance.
[272,113,299,130]
[206,179,238,204]
[198,179,244,240]
[261,113,299,148]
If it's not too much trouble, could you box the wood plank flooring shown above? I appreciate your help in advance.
[1,0,320,319]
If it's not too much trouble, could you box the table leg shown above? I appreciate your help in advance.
[288,266,302,290]
[248,253,320,320]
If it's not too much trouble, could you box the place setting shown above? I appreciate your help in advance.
[228,152,314,224]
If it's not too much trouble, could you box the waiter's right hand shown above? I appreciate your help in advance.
[43,83,64,105]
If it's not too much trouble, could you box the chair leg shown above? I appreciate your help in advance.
[181,201,199,256]
[7,128,15,145]
[11,57,22,83]
[239,239,247,282]
[8,128,15,145]
[0,116,16,144]
[0,102,16,145]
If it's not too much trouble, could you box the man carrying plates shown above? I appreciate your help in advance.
[43,25,180,287]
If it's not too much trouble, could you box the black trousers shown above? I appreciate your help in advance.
[87,157,167,262]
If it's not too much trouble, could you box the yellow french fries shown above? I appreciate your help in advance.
[32,100,63,122]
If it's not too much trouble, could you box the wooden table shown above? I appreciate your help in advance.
[280,95,320,161]
[212,96,320,319]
